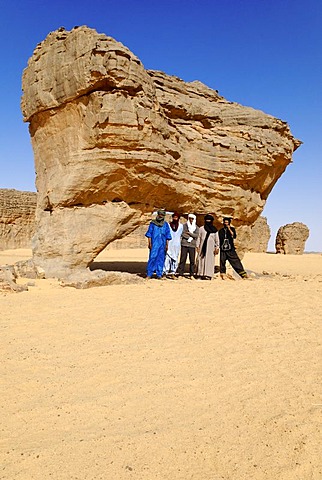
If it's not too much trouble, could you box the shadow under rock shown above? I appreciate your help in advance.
[90,261,147,276]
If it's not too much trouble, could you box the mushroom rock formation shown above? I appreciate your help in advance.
[275,222,309,254]
[247,216,271,253]
[21,26,301,277]
[0,189,36,250]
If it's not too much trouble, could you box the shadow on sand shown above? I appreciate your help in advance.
[90,261,197,278]
[90,261,147,276]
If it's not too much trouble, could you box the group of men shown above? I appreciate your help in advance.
[145,209,248,280]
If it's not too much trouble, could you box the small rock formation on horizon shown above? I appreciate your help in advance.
[0,189,36,251]
[275,222,309,254]
[247,216,271,252]
[21,26,301,277]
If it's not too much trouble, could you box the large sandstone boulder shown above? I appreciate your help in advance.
[247,216,271,252]
[275,222,309,254]
[0,189,36,250]
[21,26,301,277]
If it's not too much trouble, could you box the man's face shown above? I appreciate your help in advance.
[188,217,193,224]
[173,215,178,222]
[224,220,230,227]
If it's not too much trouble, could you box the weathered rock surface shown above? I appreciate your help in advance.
[0,189,36,250]
[13,258,45,279]
[106,224,149,249]
[21,26,301,277]
[247,216,271,252]
[0,265,29,293]
[275,222,309,254]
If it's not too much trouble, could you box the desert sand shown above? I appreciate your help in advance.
[1,248,322,480]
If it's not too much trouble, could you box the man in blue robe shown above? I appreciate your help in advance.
[145,209,172,279]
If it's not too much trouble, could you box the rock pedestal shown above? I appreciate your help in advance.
[21,26,301,277]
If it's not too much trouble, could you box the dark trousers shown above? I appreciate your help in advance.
[178,246,195,276]
[220,249,247,277]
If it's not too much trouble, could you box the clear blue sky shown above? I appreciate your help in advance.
[0,0,321,251]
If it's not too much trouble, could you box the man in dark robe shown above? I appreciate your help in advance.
[218,217,248,279]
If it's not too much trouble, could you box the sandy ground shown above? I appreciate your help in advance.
[1,248,322,480]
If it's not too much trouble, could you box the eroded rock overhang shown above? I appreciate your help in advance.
[21,26,301,277]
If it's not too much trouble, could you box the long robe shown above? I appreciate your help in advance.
[163,223,183,274]
[196,226,219,277]
[145,222,172,278]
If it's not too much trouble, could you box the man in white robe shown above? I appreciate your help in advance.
[163,212,183,276]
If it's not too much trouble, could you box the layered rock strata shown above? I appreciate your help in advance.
[22,26,301,277]
[275,222,309,254]
[0,189,36,250]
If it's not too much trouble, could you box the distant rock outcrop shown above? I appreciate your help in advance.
[247,216,271,252]
[0,189,36,250]
[275,222,309,254]
[21,26,301,277]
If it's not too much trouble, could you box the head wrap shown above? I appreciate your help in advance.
[152,209,166,227]
[170,212,180,232]
[201,214,217,257]
[204,214,217,233]
[187,213,197,233]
